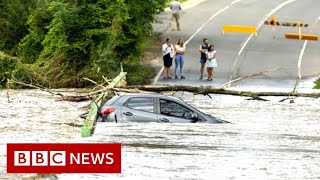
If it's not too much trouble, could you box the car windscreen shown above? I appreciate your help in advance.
[175,98,211,116]
[175,98,202,113]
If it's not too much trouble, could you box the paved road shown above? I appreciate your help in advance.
[154,0,320,91]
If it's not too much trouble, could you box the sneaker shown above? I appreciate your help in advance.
[199,76,203,80]
[168,77,172,79]
[163,77,167,79]
[175,75,178,79]
[181,76,186,79]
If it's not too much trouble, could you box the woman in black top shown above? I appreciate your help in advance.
[162,38,174,79]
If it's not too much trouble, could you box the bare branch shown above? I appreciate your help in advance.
[7,79,64,97]
[83,78,105,89]
[220,67,280,88]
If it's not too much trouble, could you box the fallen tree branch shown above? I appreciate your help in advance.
[279,97,295,102]
[220,67,280,88]
[292,78,300,93]
[7,79,64,97]
[83,78,106,90]
[246,95,269,101]
[111,87,154,94]
[8,79,94,102]
[123,85,320,98]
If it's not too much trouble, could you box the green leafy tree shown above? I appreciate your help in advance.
[36,0,130,86]
[19,0,53,64]
[0,0,37,55]
[1,0,167,88]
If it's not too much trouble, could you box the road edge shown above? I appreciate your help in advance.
[153,0,243,85]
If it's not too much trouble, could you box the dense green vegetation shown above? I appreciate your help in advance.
[315,79,320,89]
[0,0,168,88]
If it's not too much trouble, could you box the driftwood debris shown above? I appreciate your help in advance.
[7,72,320,104]
[220,67,280,88]
[246,95,269,101]
[7,79,94,102]
[8,79,64,97]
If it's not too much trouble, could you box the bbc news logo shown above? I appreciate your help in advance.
[14,151,114,166]
[14,151,67,166]
[7,143,121,173]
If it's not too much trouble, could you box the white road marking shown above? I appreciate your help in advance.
[296,15,320,82]
[229,0,297,84]
[185,0,242,45]
[153,0,243,85]
[239,0,297,56]
[297,40,308,80]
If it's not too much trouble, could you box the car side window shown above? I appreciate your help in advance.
[126,97,155,113]
[160,99,193,119]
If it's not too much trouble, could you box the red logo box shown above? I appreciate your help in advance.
[7,143,121,173]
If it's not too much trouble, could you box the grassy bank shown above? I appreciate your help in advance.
[0,34,157,89]
[315,79,320,89]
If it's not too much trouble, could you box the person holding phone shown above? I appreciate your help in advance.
[162,38,175,79]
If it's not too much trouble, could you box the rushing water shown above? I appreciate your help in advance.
[0,89,91,180]
[60,92,320,180]
[1,90,320,179]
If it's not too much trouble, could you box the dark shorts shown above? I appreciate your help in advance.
[200,58,206,64]
[163,54,173,67]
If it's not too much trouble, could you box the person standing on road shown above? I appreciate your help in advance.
[162,38,175,79]
[174,38,186,79]
[170,0,181,31]
[199,38,209,79]
[205,45,217,81]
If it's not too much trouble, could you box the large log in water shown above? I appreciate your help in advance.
[121,85,320,98]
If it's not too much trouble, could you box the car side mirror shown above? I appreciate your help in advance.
[191,114,198,120]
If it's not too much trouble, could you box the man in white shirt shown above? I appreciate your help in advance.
[162,38,175,79]
[170,0,181,31]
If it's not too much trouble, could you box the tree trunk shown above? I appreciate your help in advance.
[123,85,320,98]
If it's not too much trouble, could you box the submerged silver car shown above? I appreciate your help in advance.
[96,93,229,124]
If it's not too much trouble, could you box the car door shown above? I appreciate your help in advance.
[157,98,194,123]
[121,97,158,123]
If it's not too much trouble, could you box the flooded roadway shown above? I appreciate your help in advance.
[1,90,320,179]
[61,92,320,180]
[0,89,91,180]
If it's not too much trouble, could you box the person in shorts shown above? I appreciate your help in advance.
[199,38,209,79]
[162,38,175,79]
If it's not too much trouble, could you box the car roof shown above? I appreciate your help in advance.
[117,93,182,101]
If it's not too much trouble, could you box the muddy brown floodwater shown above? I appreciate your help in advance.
[0,89,91,180]
[1,90,320,180]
